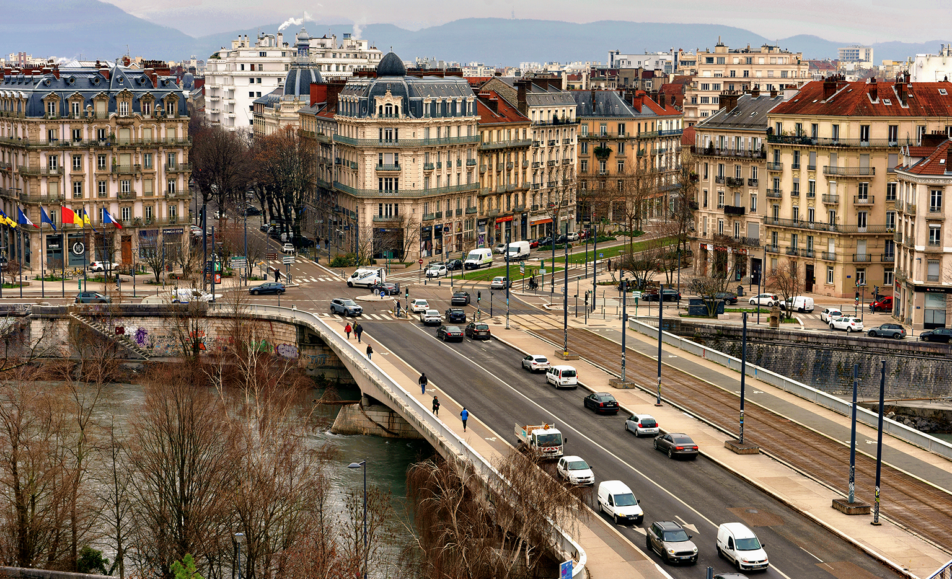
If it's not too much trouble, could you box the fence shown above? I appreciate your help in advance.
[630,318,952,461]
[928,560,952,579]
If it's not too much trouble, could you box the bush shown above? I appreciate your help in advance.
[593,235,617,243]
[77,546,109,574]
[330,253,358,267]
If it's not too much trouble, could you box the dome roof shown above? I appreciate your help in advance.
[181,72,194,90]
[377,52,406,77]
[284,66,322,99]
[296,28,310,44]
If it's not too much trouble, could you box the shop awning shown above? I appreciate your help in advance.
[495,215,514,223]
[530,218,553,226]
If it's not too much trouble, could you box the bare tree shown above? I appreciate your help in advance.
[250,128,316,243]
[190,125,250,213]
[690,243,742,317]
[672,149,699,257]
[767,259,802,319]
[94,420,133,578]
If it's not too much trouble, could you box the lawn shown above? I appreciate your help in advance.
[454,262,565,283]
[551,236,677,265]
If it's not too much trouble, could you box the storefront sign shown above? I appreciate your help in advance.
[163,228,184,235]
[913,286,952,293]
[71,242,85,255]
[495,215,514,223]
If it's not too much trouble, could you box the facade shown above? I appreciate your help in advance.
[608,51,677,74]
[0,62,190,270]
[911,45,952,83]
[681,42,809,126]
[253,30,324,136]
[839,46,874,65]
[765,76,952,298]
[691,91,782,282]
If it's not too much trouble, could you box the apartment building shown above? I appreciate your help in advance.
[680,41,809,126]
[475,90,532,248]
[911,45,952,83]
[252,30,323,136]
[894,138,952,328]
[839,45,874,65]
[765,76,952,298]
[205,29,382,132]
[332,52,479,261]
[691,91,782,282]
[0,62,190,269]
[608,51,677,75]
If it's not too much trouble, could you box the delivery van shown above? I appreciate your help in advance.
[506,241,531,261]
[464,248,493,270]
[347,268,385,288]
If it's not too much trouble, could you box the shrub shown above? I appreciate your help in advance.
[330,253,357,267]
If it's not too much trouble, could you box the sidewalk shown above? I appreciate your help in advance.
[488,312,952,578]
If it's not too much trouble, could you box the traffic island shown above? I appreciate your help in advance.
[553,349,580,361]
[832,498,871,515]
[724,440,761,455]
[608,378,637,389]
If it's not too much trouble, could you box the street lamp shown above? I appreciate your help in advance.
[347,460,368,579]
[235,532,244,579]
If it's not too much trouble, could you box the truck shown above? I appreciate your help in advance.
[347,267,385,288]
[505,241,531,261]
[514,422,564,459]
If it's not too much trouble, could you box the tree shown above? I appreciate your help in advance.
[767,259,803,319]
[170,554,204,579]
[138,234,167,284]
[690,245,742,317]
[672,149,699,257]
[94,421,133,578]
[190,125,250,215]
[250,128,316,243]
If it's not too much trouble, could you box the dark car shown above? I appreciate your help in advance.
[714,292,738,305]
[372,281,400,296]
[583,392,619,415]
[445,259,463,271]
[920,328,952,343]
[643,289,682,302]
[244,206,262,216]
[451,291,471,306]
[293,236,316,248]
[653,433,699,459]
[259,223,270,233]
[437,325,464,342]
[75,291,110,304]
[445,308,467,323]
[250,282,285,295]
[537,236,553,247]
[868,323,906,339]
[555,234,568,245]
[646,521,698,565]
[465,322,491,340]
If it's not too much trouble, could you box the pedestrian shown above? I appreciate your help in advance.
[419,372,428,395]
[344,323,352,339]
[460,407,469,432]
[373,287,379,299]
[432,395,440,416]
[607,258,612,272]
[274,268,281,282]
[354,322,363,343]
[366,344,373,359]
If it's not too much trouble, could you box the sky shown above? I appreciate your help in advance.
[100,0,950,43]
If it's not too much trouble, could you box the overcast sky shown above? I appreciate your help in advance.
[102,0,949,43]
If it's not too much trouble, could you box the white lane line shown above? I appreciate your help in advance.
[800,546,822,562]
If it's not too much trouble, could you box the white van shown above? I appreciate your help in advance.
[716,522,769,572]
[347,268,385,288]
[546,365,578,389]
[506,241,531,261]
[464,248,493,270]
[781,296,815,313]
[597,480,643,525]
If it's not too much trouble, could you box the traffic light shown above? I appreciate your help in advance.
[477,291,482,302]
[405,289,409,300]
[855,291,860,303]
[584,292,589,306]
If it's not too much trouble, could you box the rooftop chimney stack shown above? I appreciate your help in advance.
[869,77,878,101]
[822,77,837,100]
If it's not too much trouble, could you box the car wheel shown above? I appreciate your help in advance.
[736,558,743,572]
[347,282,353,287]
[668,448,673,459]
[653,439,658,450]
[646,536,652,553]
[829,323,835,329]
[251,290,258,295]
[894,333,903,339]
[869,331,876,337]
[846,327,853,334]
[613,514,618,525]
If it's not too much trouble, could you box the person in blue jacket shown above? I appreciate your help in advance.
[460,407,469,432]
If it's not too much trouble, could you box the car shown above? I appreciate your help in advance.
[714,292,738,305]
[371,281,400,296]
[624,413,660,437]
[409,299,429,313]
[420,309,442,325]
[330,298,363,316]
[445,308,467,323]
[213,210,226,219]
[426,264,448,278]
[259,223,270,233]
[716,522,769,572]
[89,261,120,272]
[555,234,568,245]
[748,293,779,307]
[556,456,595,486]
[820,307,842,323]
[493,243,508,254]
[191,225,204,237]
[583,392,619,414]
[919,328,952,343]
[281,243,295,254]
[521,354,550,372]
[445,259,463,271]
[713,575,747,579]
[537,236,553,247]
[490,276,510,290]
[566,231,579,242]
[597,480,643,525]
[870,296,894,312]
[529,239,540,249]
[465,322,491,340]
[437,325,464,342]
[780,296,815,313]
[75,291,110,304]
[250,282,285,295]
[451,291,471,306]
[868,323,906,339]
[171,289,221,303]
[829,316,863,333]
[653,433,699,459]
[646,521,698,565]
[547,365,579,388]
[243,206,262,216]
[293,236,316,248]
[643,289,681,302]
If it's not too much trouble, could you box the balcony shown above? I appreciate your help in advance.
[723,205,746,216]
[714,176,725,184]
[807,164,817,171]
[823,166,875,178]
[563,138,572,145]
[853,195,874,205]
[425,163,435,171]
[423,213,436,221]
[688,145,768,160]
[852,254,872,263]
[894,232,903,244]
[466,206,477,214]
[905,235,915,246]
[333,135,480,147]
[532,141,541,148]
[765,244,781,253]
[532,161,542,168]
[523,160,530,168]
[333,181,479,198]
[819,252,837,261]
[822,194,839,204]
[467,158,477,166]
[372,215,401,223]
[801,249,816,258]
[547,160,557,167]
[747,178,758,187]
[548,140,557,146]
[768,135,902,149]
[790,188,800,197]
[375,164,401,173]
[507,162,514,170]
[786,247,800,256]
[791,163,801,170]
[531,183,541,190]
[766,162,784,172]
[926,240,943,251]
[740,236,760,247]
[562,159,571,165]
[905,202,917,215]
[726,177,745,188]
[880,254,895,262]
[112,164,141,175]
[764,217,893,234]
[766,189,782,198]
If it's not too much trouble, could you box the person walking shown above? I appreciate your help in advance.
[432,395,440,416]
[419,372,428,394]
[344,323,352,340]
[366,344,373,360]
[274,268,281,282]
[354,322,363,343]
[460,407,469,432]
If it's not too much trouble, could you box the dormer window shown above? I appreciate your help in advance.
[143,102,152,116]
[71,101,81,118]
[166,101,175,117]
[119,101,129,117]
[46,101,57,117]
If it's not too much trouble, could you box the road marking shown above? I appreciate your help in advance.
[631,526,646,535]
[799,546,822,562]
[485,437,497,441]
[674,515,698,533]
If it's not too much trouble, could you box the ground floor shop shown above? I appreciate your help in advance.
[896,282,952,330]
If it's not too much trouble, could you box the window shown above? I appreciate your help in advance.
[72,181,83,198]
[72,155,82,170]
[717,191,725,208]
[808,180,816,198]
[49,155,59,170]
[98,181,106,196]
[71,101,81,117]
[167,180,176,194]
[167,153,177,169]
[580,160,588,173]
[811,123,818,139]
[808,207,815,223]
[718,219,724,235]
[121,207,130,221]
[928,260,941,282]
[886,211,896,230]
[144,153,153,169]
[617,142,625,154]
[858,182,869,200]
[145,206,153,221]
[931,189,942,212]
[72,129,81,142]
[860,125,870,142]
[120,180,131,194]
[888,125,898,143]
[249,91,255,98]
[832,125,839,141]
[46,100,57,117]
[886,182,896,201]
[827,266,834,284]
[580,142,588,154]
[856,268,866,286]
[750,194,757,213]
[97,128,107,142]
[857,211,867,231]
[703,190,708,208]
[617,160,625,173]
[929,226,941,246]
[119,101,129,116]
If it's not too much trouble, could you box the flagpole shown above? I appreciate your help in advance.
[18,226,22,299]
[40,220,45,299]
[82,210,87,293]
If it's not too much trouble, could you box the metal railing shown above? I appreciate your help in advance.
[690,145,766,160]
[824,166,875,177]
[768,135,902,149]
[852,254,872,262]
[333,181,480,198]
[763,217,893,234]
[766,162,783,171]
[853,195,874,205]
[334,135,480,147]
[822,194,839,204]
[820,252,836,261]
[375,164,401,172]
[766,189,782,198]
[765,244,781,253]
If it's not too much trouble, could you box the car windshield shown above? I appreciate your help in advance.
[475,324,489,330]
[613,492,638,507]
[535,357,548,363]
[640,418,657,427]
[567,460,590,470]
[426,310,439,315]
[454,293,467,297]
[664,529,690,542]
[446,326,461,332]
[735,537,762,551]
[672,436,695,444]
[598,394,614,402]
[342,300,357,307]
[536,433,562,446]
[561,369,577,377]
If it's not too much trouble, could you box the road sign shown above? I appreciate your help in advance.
[418,259,424,266]
[283,256,294,265]
[632,291,642,300]
[520,263,525,275]
[540,269,546,275]
[599,252,604,258]
[230,257,247,269]
[559,560,573,579]
[267,252,277,260]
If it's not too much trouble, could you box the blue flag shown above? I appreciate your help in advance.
[40,208,56,231]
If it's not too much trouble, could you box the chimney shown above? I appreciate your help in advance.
[326,79,346,112]
[751,86,760,97]
[309,82,328,106]
[868,77,878,101]
[896,78,907,106]
[946,144,952,171]
[515,79,529,115]
[770,88,778,98]
[719,91,739,112]
[487,96,499,114]
[822,77,837,100]
[921,131,946,148]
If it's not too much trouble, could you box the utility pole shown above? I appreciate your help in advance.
[563,221,569,355]
[656,283,663,406]
[505,228,510,330]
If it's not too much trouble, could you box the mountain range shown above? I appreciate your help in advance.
[4,1,950,67]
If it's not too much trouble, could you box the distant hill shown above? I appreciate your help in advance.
[3,3,950,68]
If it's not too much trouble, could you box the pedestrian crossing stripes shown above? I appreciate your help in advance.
[320,312,395,321]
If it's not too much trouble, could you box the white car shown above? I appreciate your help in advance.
[420,309,442,325]
[493,243,508,254]
[830,316,864,333]
[820,307,842,323]
[748,293,780,307]
[566,231,579,241]
[521,354,550,372]
[281,243,295,254]
[409,299,429,313]
[545,365,578,389]
[426,265,447,278]
[624,413,660,437]
[171,289,222,303]
[557,456,595,486]
[490,276,510,290]
[89,261,120,272]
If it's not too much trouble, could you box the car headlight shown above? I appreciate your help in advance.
[667,549,676,554]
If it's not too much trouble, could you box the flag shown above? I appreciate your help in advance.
[17,208,37,228]
[102,209,123,229]
[80,208,96,232]
[62,207,83,226]
[40,208,56,231]
[0,211,16,229]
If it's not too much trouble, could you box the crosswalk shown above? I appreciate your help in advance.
[319,312,398,321]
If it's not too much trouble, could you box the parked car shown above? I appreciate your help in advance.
[426,264,448,278]
[714,292,738,305]
[243,206,262,216]
[537,236,553,247]
[465,322,491,340]
[521,354,550,372]
[643,289,681,302]
[75,291,110,304]
[293,236,316,248]
[281,243,295,254]
[748,293,780,307]
[566,231,579,242]
[192,225,204,238]
[445,259,463,271]
[250,282,285,295]
[89,261,120,272]
[490,276,511,290]
[371,281,400,296]
[919,328,952,343]
[451,291,471,306]
[556,456,594,486]
[716,522,769,572]
[829,316,863,333]
[625,413,660,437]
[555,234,568,245]
[330,298,362,317]
[597,480,643,525]
[780,296,815,313]
[259,223,270,233]
[493,243,508,255]
[546,365,578,389]
[420,309,442,325]
[868,323,906,339]
[646,521,698,565]
[870,296,894,312]
[437,325,464,342]
[445,308,467,323]
[653,433,699,459]
[409,299,429,313]
[529,239,540,249]
[820,307,842,323]
[583,392,619,414]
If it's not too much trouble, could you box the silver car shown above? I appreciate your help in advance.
[646,521,698,565]
[625,413,660,437]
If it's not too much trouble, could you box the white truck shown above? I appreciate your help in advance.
[514,423,564,459]
[347,267,385,288]
[505,241,531,261]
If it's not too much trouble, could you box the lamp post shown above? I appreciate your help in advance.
[563,221,569,355]
[347,460,368,579]
[235,532,244,579]
[244,191,252,286]
[505,228,510,330]
[656,283,663,406]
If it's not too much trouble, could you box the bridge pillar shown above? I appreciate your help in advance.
[331,401,423,439]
